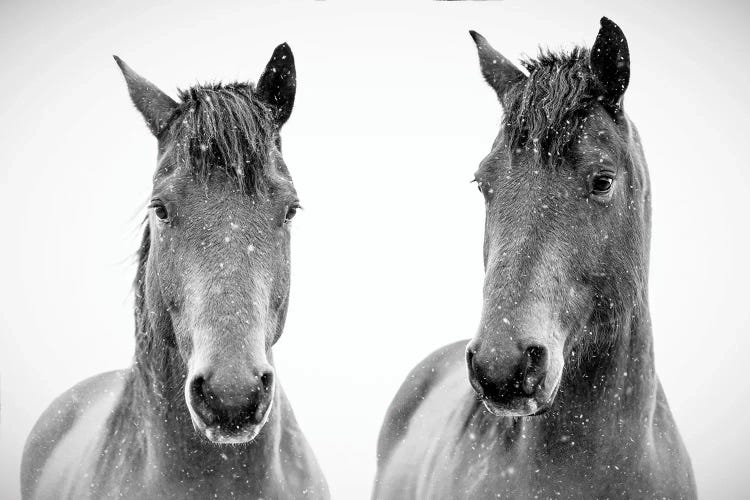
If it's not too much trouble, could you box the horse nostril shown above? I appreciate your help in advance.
[259,369,274,393]
[189,375,219,426]
[190,375,205,404]
[465,342,485,396]
[465,345,476,369]
[521,345,548,396]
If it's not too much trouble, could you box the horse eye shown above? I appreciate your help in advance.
[153,203,169,221]
[284,204,300,224]
[592,175,614,195]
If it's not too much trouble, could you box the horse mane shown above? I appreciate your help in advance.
[129,222,188,395]
[95,222,185,469]
[164,82,284,193]
[501,47,601,164]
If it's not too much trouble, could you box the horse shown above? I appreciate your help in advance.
[20,43,329,500]
[373,18,696,499]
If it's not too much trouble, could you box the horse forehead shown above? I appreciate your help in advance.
[489,155,576,192]
[573,108,625,152]
[490,138,619,188]
[182,187,274,222]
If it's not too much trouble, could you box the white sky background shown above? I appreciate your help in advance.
[1,0,749,498]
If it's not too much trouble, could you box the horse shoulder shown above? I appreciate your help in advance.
[21,369,129,499]
[375,340,468,466]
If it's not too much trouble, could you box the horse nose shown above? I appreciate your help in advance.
[189,367,275,428]
[466,340,548,403]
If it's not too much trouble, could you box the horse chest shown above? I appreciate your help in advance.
[88,454,297,500]
[26,374,325,500]
[107,446,323,500]
[419,439,658,500]
[382,367,674,499]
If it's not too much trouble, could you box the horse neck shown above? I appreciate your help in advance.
[542,298,657,441]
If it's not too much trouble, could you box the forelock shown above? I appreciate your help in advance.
[160,82,287,193]
[501,47,603,166]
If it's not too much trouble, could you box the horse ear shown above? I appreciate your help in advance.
[470,30,526,100]
[114,56,178,136]
[256,43,296,127]
[590,17,630,113]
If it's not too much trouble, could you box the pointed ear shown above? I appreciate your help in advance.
[469,30,526,100]
[256,43,296,127]
[590,17,630,113]
[114,56,178,136]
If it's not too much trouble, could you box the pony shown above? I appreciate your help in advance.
[373,18,696,499]
[21,43,329,500]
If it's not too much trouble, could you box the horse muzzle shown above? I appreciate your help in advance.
[185,366,276,444]
[466,339,560,417]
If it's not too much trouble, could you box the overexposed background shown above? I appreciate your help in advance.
[1,0,749,498]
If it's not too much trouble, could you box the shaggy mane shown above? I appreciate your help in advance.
[502,47,601,164]
[164,82,281,192]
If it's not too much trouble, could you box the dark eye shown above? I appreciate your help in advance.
[284,203,300,224]
[592,174,614,195]
[151,202,169,221]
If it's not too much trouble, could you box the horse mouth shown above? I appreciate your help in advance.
[202,422,266,444]
[475,382,559,418]
[480,396,549,418]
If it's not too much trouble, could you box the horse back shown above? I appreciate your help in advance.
[375,340,467,466]
[21,370,129,499]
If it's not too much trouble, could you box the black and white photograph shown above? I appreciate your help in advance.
[1,0,749,498]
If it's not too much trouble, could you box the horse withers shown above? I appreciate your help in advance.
[21,44,329,499]
[373,18,696,499]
